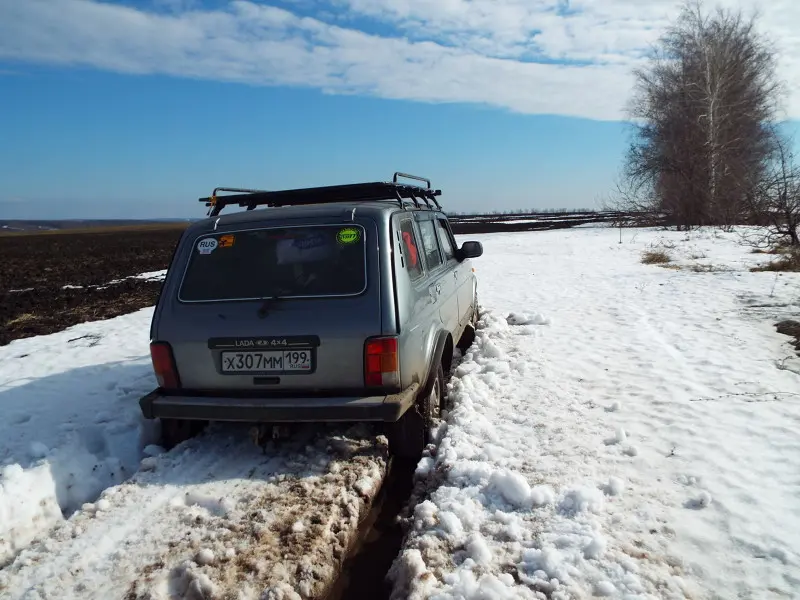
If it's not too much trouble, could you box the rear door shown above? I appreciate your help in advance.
[155,218,381,392]
[415,212,459,336]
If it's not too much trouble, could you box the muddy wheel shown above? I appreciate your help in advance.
[387,364,444,459]
[160,418,206,450]
[457,294,479,351]
[421,363,445,423]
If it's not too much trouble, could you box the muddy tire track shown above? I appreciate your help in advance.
[0,424,388,600]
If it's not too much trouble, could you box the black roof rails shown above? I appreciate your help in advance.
[200,172,442,217]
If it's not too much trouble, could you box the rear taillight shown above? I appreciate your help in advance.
[150,342,181,389]
[365,336,400,387]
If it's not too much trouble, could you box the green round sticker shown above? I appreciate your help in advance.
[337,227,361,245]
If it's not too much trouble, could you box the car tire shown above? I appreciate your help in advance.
[387,363,444,459]
[421,363,445,424]
[160,418,206,450]
[456,293,479,351]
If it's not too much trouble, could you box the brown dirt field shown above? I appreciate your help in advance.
[1,226,187,346]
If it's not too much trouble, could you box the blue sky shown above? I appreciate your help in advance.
[1,0,798,219]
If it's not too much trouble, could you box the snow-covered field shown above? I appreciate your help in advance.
[390,227,800,599]
[2,226,799,599]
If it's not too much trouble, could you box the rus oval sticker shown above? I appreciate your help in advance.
[197,238,218,255]
[337,227,361,245]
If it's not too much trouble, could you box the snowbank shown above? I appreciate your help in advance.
[391,227,800,599]
[0,308,160,565]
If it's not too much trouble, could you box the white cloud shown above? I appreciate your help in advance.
[0,0,798,121]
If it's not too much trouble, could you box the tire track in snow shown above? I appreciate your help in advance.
[0,423,388,600]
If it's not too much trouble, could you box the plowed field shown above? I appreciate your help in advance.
[1,226,186,345]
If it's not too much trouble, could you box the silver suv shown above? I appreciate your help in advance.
[138,173,483,458]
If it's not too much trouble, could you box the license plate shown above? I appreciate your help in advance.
[221,350,312,373]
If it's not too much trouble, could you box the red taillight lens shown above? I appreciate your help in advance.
[365,337,399,387]
[150,342,180,389]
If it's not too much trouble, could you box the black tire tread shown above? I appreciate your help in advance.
[160,418,206,450]
[387,363,445,459]
[456,293,479,351]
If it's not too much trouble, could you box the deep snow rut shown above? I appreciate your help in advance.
[0,423,388,600]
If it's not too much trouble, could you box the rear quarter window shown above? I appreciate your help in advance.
[398,219,424,280]
[179,225,367,302]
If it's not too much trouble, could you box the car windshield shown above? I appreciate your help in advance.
[179,225,367,302]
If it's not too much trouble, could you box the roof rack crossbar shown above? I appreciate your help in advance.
[394,188,416,209]
[206,187,269,217]
[199,175,442,216]
[409,188,441,211]
[393,172,431,189]
[408,190,428,210]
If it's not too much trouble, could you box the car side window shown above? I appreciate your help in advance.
[398,219,424,280]
[417,219,443,271]
[435,219,455,261]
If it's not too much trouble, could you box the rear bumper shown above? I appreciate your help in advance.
[138,383,419,423]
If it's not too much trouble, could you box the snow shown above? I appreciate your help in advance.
[105,270,168,286]
[6,270,168,294]
[0,308,161,567]
[0,311,388,598]
[28,442,49,459]
[133,270,167,281]
[466,533,492,565]
[604,477,625,497]
[595,580,617,596]
[195,548,215,566]
[507,312,550,326]
[0,419,388,599]
[582,535,607,560]
[686,490,713,510]
[487,469,532,509]
[391,226,800,599]
[99,269,168,288]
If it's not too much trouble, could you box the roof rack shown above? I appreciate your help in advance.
[200,172,442,217]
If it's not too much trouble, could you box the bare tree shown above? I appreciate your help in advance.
[614,0,781,229]
[744,131,800,247]
[600,172,663,227]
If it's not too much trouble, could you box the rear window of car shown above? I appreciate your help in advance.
[179,225,367,302]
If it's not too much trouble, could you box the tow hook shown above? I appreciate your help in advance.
[248,424,292,452]
[272,424,291,439]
